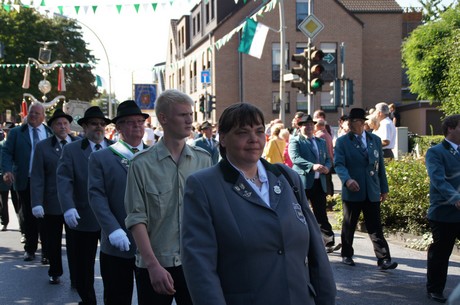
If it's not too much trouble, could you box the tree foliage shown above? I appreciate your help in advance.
[418,0,454,22]
[402,4,460,116]
[0,8,98,121]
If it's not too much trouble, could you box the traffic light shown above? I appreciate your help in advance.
[290,49,308,95]
[199,95,205,113]
[330,79,341,107]
[309,47,325,94]
[344,79,354,106]
[207,95,215,114]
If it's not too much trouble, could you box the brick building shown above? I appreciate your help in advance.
[163,0,404,127]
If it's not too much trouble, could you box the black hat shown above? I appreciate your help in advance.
[47,108,73,126]
[2,122,15,130]
[298,115,316,126]
[112,100,149,124]
[77,106,112,126]
[348,108,367,121]
[199,121,212,131]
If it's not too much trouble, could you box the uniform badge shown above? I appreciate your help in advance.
[370,171,374,176]
[274,185,281,194]
[292,202,307,225]
[374,150,379,158]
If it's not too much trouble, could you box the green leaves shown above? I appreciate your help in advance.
[402,4,460,116]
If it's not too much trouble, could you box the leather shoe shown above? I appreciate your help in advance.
[23,252,35,261]
[341,257,355,266]
[1,225,7,231]
[379,259,398,270]
[20,234,26,243]
[49,276,60,285]
[427,292,447,303]
[326,243,342,253]
[41,257,50,265]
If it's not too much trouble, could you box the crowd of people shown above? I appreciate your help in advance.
[0,95,459,304]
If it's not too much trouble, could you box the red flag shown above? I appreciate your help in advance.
[21,100,28,117]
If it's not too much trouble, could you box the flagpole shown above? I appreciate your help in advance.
[278,0,286,124]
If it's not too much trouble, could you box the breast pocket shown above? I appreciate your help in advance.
[145,182,174,220]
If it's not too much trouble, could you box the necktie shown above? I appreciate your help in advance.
[32,128,39,149]
[208,139,213,147]
[95,143,102,151]
[132,147,139,153]
[357,135,368,156]
[310,137,319,162]
[60,139,67,147]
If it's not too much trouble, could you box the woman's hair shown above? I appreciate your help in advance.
[271,123,284,137]
[279,128,290,141]
[218,103,265,159]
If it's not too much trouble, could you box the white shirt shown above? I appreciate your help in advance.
[374,117,396,149]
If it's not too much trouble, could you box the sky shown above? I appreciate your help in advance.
[30,0,456,101]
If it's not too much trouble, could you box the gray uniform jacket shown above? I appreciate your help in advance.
[87,145,146,258]
[193,136,219,164]
[182,158,336,305]
[31,135,79,215]
[57,137,113,232]
[334,131,389,202]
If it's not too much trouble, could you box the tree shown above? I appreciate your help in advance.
[402,4,460,116]
[0,8,98,121]
[418,0,454,22]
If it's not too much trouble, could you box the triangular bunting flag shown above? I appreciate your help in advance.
[116,5,122,13]
[92,6,97,14]
[134,4,140,13]
[40,0,45,6]
[75,6,80,14]
[58,6,63,14]
[152,3,157,11]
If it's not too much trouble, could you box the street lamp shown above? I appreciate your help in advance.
[55,13,113,118]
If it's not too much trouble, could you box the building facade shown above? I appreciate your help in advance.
[164,0,404,127]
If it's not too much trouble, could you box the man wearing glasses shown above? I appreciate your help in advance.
[57,106,113,305]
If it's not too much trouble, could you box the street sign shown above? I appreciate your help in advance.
[201,70,211,84]
[323,53,335,64]
[298,14,324,39]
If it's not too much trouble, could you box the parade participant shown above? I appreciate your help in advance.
[182,103,336,305]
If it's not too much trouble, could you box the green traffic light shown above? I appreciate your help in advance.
[311,79,323,90]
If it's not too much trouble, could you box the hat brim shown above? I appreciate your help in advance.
[77,117,112,126]
[112,113,149,124]
[48,114,73,126]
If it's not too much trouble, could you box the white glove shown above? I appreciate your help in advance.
[32,205,45,218]
[108,228,131,252]
[64,208,80,228]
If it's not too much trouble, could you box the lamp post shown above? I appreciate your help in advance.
[55,14,113,118]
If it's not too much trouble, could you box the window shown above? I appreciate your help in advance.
[206,3,210,24]
[272,91,291,114]
[295,92,308,112]
[197,13,201,33]
[272,43,289,82]
[296,0,309,28]
[192,17,196,36]
[211,0,215,20]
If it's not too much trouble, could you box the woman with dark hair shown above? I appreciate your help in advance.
[182,103,336,305]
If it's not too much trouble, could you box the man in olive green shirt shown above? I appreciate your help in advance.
[125,89,211,305]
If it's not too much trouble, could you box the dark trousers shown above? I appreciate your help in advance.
[70,229,100,305]
[100,252,136,305]
[427,220,460,293]
[341,199,391,263]
[44,214,74,277]
[305,180,334,246]
[17,184,43,255]
[383,149,394,159]
[0,190,8,226]
[136,265,193,305]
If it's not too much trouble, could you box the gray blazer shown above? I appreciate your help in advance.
[31,135,78,215]
[193,136,219,164]
[2,124,52,191]
[87,146,145,258]
[289,134,331,192]
[334,131,389,202]
[182,159,336,305]
[57,137,113,232]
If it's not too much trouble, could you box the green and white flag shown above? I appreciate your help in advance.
[238,18,269,59]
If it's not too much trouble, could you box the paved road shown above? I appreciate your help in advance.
[1,188,459,305]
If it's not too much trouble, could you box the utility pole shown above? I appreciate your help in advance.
[278,0,286,124]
